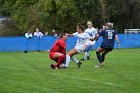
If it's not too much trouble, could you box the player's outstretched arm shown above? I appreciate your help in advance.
[90,34,99,41]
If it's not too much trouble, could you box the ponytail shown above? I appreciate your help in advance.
[77,23,84,31]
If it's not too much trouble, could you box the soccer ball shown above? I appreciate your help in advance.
[60,64,65,68]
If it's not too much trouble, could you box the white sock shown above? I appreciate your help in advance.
[87,53,89,56]
[84,52,89,60]
[71,56,79,63]
[64,55,71,67]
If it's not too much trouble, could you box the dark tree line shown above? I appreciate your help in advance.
[0,0,139,36]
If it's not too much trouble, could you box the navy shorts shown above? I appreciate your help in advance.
[100,44,113,51]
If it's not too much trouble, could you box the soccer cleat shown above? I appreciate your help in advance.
[54,66,59,69]
[87,55,90,60]
[80,58,85,61]
[94,64,103,68]
[77,62,82,68]
[50,64,55,69]
[50,64,59,69]
[60,64,67,69]
[61,66,68,69]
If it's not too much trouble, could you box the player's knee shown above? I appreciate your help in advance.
[60,55,65,59]
[96,51,100,54]
[96,51,100,56]
[58,55,65,63]
[102,53,105,56]
[68,52,72,57]
[66,55,70,59]
[68,53,74,57]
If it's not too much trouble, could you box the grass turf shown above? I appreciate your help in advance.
[0,48,139,93]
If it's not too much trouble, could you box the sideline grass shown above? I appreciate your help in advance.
[0,48,139,93]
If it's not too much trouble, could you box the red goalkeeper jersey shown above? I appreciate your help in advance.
[50,38,66,56]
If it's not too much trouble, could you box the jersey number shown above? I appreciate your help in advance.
[108,32,113,39]
[78,37,86,43]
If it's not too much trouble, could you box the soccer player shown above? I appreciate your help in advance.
[49,33,68,69]
[95,22,120,68]
[80,21,97,61]
[64,23,95,68]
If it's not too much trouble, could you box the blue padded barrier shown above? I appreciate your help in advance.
[0,34,140,52]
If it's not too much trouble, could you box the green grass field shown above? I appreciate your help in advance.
[0,48,139,93]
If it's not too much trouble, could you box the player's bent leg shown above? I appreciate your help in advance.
[71,56,82,68]
[62,49,78,68]
[83,44,88,52]
[80,44,88,61]
[95,47,104,68]
[56,55,65,68]
[101,53,105,65]
[49,52,64,69]
[85,45,93,60]
[96,51,102,63]
[68,49,77,57]
[68,48,82,68]
[53,52,64,59]
[86,45,93,53]
[81,45,93,61]
[101,50,110,65]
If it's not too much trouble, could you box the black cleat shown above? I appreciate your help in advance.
[50,64,59,69]
[87,55,90,60]
[61,66,68,69]
[50,64,55,69]
[80,58,85,61]
[77,62,82,68]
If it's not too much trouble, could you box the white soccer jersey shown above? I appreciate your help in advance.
[73,32,91,53]
[85,27,97,45]
[73,32,91,46]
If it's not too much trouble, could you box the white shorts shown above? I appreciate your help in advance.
[85,40,95,46]
[74,45,84,54]
[89,41,95,45]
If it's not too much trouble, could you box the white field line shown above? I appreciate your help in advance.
[51,73,120,88]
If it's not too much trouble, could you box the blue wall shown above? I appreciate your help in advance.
[0,34,140,52]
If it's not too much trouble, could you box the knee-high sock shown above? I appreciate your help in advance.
[56,55,65,68]
[96,51,102,63]
[71,56,79,63]
[102,53,105,62]
[64,55,71,67]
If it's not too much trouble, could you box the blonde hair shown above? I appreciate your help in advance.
[106,22,113,28]
[87,21,92,25]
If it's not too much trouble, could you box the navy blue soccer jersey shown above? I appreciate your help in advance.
[98,28,118,48]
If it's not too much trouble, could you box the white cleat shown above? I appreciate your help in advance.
[94,64,103,68]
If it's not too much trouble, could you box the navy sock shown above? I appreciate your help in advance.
[102,53,105,62]
[96,51,102,63]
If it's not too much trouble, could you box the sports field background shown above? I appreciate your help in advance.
[0,48,139,93]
